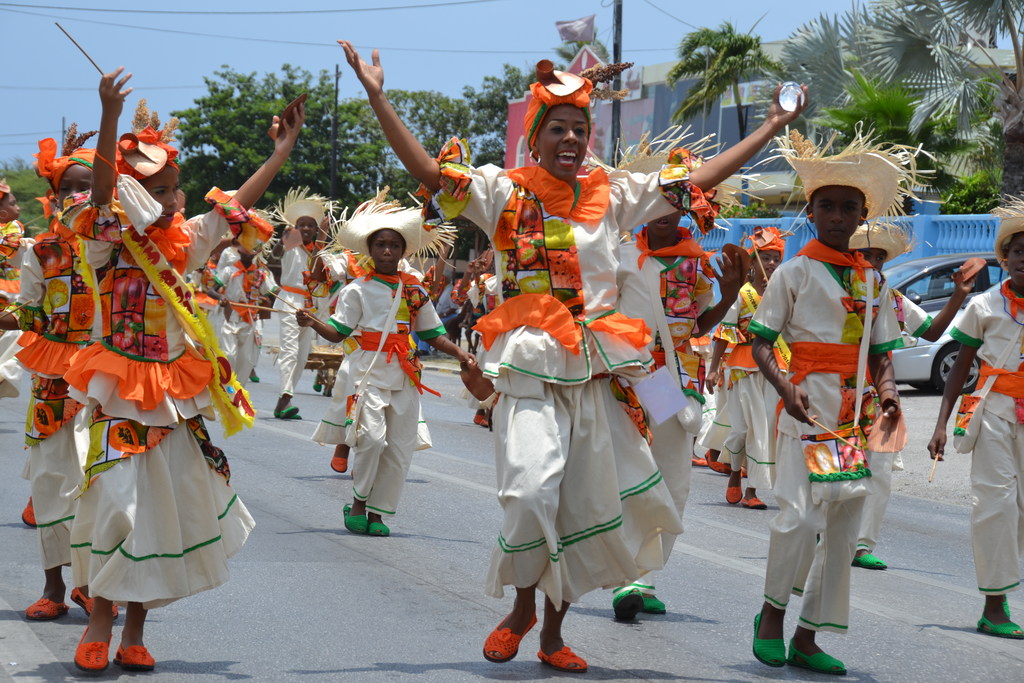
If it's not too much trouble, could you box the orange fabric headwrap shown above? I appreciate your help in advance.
[523,78,593,152]
[745,226,786,255]
[34,139,96,192]
[116,127,179,180]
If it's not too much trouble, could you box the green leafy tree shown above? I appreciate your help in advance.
[941,170,1002,214]
[814,71,993,192]
[666,22,783,138]
[782,0,1024,196]
[0,160,50,236]
[462,64,532,167]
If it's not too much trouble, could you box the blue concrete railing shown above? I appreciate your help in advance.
[693,214,1000,263]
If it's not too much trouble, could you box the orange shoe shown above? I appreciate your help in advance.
[70,588,119,619]
[22,498,36,528]
[538,646,588,673]
[474,413,490,428]
[25,598,69,621]
[330,454,349,473]
[742,496,768,510]
[726,485,743,505]
[691,456,709,467]
[114,643,155,671]
[483,613,537,663]
[708,460,731,475]
[74,629,110,673]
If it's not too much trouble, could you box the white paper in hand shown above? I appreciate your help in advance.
[116,174,163,234]
[631,365,688,425]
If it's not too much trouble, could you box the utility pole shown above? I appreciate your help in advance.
[610,0,623,165]
[330,64,340,200]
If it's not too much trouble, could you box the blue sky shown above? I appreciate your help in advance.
[1,0,874,163]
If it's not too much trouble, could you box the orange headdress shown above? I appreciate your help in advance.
[34,123,98,192]
[745,226,787,255]
[0,178,9,200]
[116,99,180,180]
[523,60,593,153]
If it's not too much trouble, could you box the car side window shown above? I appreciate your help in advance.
[903,266,960,303]
[986,263,1005,290]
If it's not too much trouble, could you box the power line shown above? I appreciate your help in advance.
[0,0,506,14]
[2,84,202,91]
[0,131,56,137]
[642,0,699,31]
[2,7,677,55]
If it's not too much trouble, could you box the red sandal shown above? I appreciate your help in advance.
[742,496,768,510]
[70,587,120,619]
[74,629,110,672]
[25,598,69,621]
[483,613,537,663]
[726,485,743,505]
[538,646,588,673]
[114,643,156,671]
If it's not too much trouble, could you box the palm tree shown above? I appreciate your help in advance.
[665,22,783,139]
[814,71,995,192]
[782,0,1024,196]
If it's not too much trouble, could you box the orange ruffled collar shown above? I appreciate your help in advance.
[506,165,609,224]
[635,226,705,269]
[144,213,190,274]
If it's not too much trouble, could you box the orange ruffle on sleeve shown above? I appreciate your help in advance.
[15,334,84,376]
[583,312,651,349]
[65,343,213,411]
[473,293,582,353]
[0,278,20,293]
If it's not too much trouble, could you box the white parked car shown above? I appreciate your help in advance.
[887,253,1003,392]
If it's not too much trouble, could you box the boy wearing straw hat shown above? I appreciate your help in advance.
[750,131,916,674]
[297,191,471,537]
[272,188,331,419]
[851,222,976,571]
[928,200,1024,639]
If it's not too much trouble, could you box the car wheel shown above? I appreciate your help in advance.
[931,344,980,393]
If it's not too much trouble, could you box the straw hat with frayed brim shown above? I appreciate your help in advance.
[328,187,455,260]
[768,129,928,222]
[993,196,1024,260]
[849,222,912,263]
[273,186,327,227]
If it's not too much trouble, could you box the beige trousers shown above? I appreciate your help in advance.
[971,411,1024,595]
[276,292,313,397]
[762,433,865,633]
[350,384,419,516]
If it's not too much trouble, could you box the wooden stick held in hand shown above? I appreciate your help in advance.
[268,290,302,312]
[928,453,941,482]
[55,23,104,75]
[807,415,860,450]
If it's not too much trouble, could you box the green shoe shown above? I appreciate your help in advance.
[274,406,301,420]
[977,614,1024,639]
[343,504,368,534]
[787,639,847,675]
[752,613,785,668]
[249,374,260,383]
[612,588,643,621]
[368,521,390,537]
[641,595,666,614]
[852,552,887,570]
[313,382,323,393]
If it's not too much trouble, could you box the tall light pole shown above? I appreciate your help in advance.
[610,0,623,164]
[330,64,340,200]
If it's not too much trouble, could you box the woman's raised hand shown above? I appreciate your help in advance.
[99,66,133,115]
[338,40,384,95]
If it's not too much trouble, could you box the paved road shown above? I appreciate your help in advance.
[0,353,1020,682]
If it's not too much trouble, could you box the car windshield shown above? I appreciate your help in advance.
[884,262,930,286]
